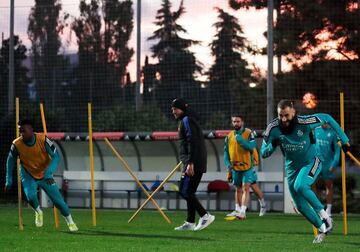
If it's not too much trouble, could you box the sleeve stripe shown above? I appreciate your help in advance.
[183,116,192,138]
[45,137,56,153]
[263,119,279,138]
[10,144,18,157]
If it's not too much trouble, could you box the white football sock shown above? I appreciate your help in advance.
[34,206,43,214]
[235,203,241,212]
[319,209,330,220]
[64,214,75,224]
[240,205,247,213]
[326,204,332,214]
[259,198,266,207]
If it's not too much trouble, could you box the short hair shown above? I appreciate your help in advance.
[231,115,244,120]
[18,119,33,127]
[277,99,295,110]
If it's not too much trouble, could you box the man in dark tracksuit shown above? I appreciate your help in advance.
[171,98,215,231]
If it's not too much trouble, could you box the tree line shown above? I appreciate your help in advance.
[0,0,359,136]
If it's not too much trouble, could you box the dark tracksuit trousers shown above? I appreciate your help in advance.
[179,172,207,223]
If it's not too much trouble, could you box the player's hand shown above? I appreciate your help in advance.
[45,178,55,185]
[185,163,194,177]
[342,143,350,153]
[271,138,280,148]
[227,171,233,183]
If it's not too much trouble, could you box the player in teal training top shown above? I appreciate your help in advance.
[314,124,341,216]
[5,119,78,231]
[260,100,350,244]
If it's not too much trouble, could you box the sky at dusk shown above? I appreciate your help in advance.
[0,0,270,81]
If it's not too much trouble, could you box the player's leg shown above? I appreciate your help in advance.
[227,170,242,217]
[324,179,334,216]
[38,178,78,231]
[238,168,258,219]
[239,178,251,220]
[236,185,243,211]
[21,168,43,227]
[321,163,335,216]
[251,183,266,216]
[176,175,196,230]
[288,182,323,229]
[177,173,214,231]
[187,173,214,231]
[250,167,266,216]
[294,158,332,233]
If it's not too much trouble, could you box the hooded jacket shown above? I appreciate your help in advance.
[177,108,207,174]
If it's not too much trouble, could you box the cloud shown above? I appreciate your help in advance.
[0,0,268,81]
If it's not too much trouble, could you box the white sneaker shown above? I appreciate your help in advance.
[193,213,215,231]
[323,217,333,234]
[313,232,326,244]
[35,212,43,227]
[259,206,267,217]
[67,223,79,232]
[236,211,246,220]
[226,210,239,217]
[174,221,195,231]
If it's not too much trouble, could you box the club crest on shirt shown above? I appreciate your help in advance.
[297,130,303,137]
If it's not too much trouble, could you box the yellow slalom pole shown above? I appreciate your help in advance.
[104,138,173,224]
[312,226,318,237]
[345,151,360,167]
[16,98,24,231]
[340,92,348,235]
[128,161,182,223]
[40,103,60,229]
[88,103,96,226]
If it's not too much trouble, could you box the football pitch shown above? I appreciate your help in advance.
[0,207,359,252]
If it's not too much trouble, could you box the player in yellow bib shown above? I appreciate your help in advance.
[4,119,78,231]
[224,115,265,219]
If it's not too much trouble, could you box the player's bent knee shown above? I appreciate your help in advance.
[294,182,309,194]
[26,192,38,202]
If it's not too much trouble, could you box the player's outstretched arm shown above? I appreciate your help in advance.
[260,120,280,159]
[5,144,18,190]
[260,139,277,159]
[235,131,256,151]
[223,137,231,169]
[331,137,341,169]
[311,113,349,145]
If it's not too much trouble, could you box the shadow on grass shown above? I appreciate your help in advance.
[64,229,213,241]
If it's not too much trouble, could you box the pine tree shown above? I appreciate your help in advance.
[208,8,253,116]
[148,0,202,112]
[28,0,63,102]
[0,36,30,116]
[72,0,134,106]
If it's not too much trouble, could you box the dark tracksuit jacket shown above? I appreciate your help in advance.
[177,109,207,174]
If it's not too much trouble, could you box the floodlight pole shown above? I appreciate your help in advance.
[8,0,15,115]
[267,0,274,123]
[135,0,142,111]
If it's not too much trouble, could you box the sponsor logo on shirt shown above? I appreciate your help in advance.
[297,116,320,124]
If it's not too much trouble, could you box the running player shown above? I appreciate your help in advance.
[313,123,341,216]
[261,100,349,243]
[5,119,78,231]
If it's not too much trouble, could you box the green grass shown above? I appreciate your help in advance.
[0,207,359,252]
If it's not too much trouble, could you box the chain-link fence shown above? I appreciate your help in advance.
[1,1,359,210]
